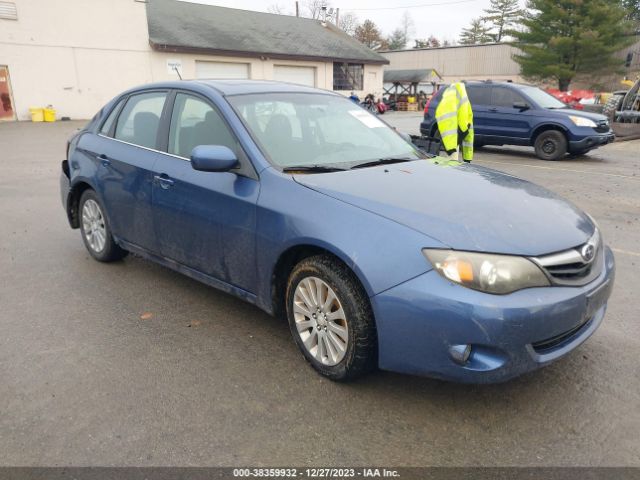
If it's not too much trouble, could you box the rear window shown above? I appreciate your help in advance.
[114,91,167,149]
[467,86,491,105]
[99,98,125,136]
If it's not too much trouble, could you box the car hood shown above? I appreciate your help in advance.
[293,160,594,256]
[547,107,607,122]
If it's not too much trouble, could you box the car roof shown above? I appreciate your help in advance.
[121,79,337,97]
[464,80,534,89]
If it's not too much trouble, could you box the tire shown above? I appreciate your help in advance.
[285,255,377,381]
[534,130,567,161]
[602,94,625,123]
[569,148,591,157]
[78,189,127,262]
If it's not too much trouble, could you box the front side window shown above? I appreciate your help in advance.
[491,88,525,108]
[114,91,167,149]
[229,93,422,168]
[168,93,239,159]
[333,63,364,91]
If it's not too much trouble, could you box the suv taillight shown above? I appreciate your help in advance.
[424,96,433,115]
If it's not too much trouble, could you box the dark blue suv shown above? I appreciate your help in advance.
[421,81,615,160]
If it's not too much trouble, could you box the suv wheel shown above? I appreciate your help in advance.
[534,130,567,161]
[285,255,377,381]
[79,190,127,262]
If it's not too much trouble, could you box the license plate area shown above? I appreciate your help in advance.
[585,279,611,320]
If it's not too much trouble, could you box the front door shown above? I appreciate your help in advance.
[484,86,532,142]
[152,92,260,292]
[0,66,16,121]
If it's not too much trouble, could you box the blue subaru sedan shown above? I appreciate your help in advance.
[60,80,615,383]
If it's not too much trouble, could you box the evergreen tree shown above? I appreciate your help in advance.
[513,0,635,91]
[482,0,524,42]
[621,0,640,25]
[387,28,408,50]
[459,18,493,45]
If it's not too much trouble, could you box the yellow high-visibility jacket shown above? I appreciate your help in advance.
[435,82,474,161]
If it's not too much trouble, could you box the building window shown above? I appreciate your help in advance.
[333,63,364,91]
[0,1,17,20]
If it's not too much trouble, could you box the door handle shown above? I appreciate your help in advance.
[154,174,175,189]
[98,154,111,167]
[489,108,498,113]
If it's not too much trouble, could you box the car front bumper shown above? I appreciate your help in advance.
[371,246,615,383]
[569,132,615,151]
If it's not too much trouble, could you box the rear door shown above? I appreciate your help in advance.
[151,91,260,291]
[92,90,168,250]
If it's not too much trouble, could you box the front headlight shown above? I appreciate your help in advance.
[569,115,597,128]
[423,249,550,294]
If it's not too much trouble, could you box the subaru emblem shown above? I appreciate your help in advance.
[581,243,595,262]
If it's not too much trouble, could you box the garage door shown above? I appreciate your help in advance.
[273,65,316,87]
[195,61,249,79]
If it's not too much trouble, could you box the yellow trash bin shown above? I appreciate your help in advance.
[43,106,56,122]
[29,107,44,122]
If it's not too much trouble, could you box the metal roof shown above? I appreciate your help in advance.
[383,69,442,83]
[146,0,389,65]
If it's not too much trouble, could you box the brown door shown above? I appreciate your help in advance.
[0,66,16,121]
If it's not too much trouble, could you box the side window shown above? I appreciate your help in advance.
[99,98,125,136]
[168,93,239,159]
[491,88,524,108]
[114,91,167,149]
[467,86,491,106]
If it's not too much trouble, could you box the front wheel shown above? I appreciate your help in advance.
[79,190,127,262]
[534,130,567,161]
[285,255,377,381]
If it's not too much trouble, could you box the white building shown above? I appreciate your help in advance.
[0,0,387,121]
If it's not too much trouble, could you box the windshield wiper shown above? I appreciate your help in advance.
[350,157,414,169]
[282,165,346,173]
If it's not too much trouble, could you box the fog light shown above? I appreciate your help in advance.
[449,344,472,365]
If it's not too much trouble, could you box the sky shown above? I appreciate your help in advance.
[179,0,508,46]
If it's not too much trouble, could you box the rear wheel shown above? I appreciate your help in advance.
[285,255,377,381]
[534,130,567,161]
[79,190,127,262]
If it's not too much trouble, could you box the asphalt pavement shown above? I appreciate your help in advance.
[0,118,639,467]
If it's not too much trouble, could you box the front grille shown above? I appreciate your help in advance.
[594,120,610,133]
[532,319,589,352]
[531,229,603,286]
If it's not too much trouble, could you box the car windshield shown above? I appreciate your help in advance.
[228,93,424,168]
[518,85,567,109]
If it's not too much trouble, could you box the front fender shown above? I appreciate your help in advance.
[253,169,446,312]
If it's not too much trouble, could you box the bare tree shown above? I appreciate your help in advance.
[400,10,414,44]
[339,11,360,35]
[303,0,331,20]
[267,3,287,14]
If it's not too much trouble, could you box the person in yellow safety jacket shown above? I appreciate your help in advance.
[434,82,474,162]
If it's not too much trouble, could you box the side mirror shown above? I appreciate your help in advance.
[513,102,530,111]
[191,145,239,172]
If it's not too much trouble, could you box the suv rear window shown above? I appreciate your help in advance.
[467,86,491,105]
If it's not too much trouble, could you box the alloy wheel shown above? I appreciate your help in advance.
[82,199,107,253]
[293,276,349,366]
